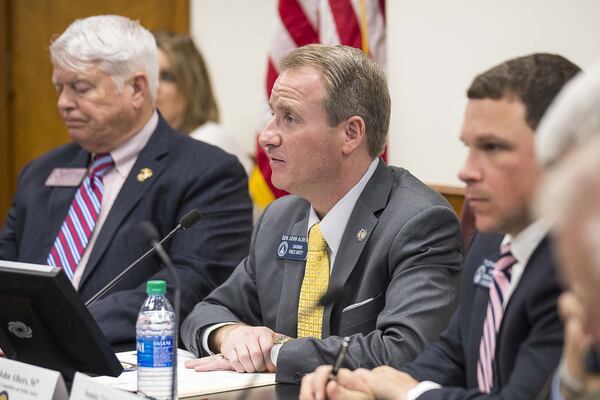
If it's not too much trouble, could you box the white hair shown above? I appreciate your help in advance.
[536,62,600,168]
[536,136,600,277]
[50,15,158,103]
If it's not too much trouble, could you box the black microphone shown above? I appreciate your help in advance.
[139,221,180,400]
[179,209,201,229]
[319,285,348,306]
[85,209,201,307]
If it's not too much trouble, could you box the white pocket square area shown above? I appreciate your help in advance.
[342,297,375,313]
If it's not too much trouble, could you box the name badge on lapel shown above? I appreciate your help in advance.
[277,234,307,261]
[473,259,496,288]
[45,168,87,187]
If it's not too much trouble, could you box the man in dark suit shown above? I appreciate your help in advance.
[0,15,253,345]
[180,44,463,384]
[299,54,581,400]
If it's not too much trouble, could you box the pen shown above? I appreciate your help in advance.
[328,336,350,381]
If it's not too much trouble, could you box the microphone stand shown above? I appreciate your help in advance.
[235,285,347,400]
[85,208,200,307]
[84,224,183,307]
[138,220,180,400]
[151,240,180,400]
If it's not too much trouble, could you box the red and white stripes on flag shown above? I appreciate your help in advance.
[249,0,386,209]
[47,153,114,280]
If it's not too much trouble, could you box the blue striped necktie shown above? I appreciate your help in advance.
[47,153,114,280]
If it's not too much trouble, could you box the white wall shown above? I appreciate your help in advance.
[191,0,600,187]
[190,0,277,155]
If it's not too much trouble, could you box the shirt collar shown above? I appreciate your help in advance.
[501,218,550,266]
[96,111,159,178]
[308,157,380,254]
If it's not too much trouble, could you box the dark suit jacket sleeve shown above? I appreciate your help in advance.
[180,209,267,355]
[0,201,18,261]
[275,205,462,382]
[0,165,30,261]
[403,262,563,400]
[88,152,253,344]
[401,309,467,387]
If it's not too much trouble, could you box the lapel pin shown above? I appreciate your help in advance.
[357,228,368,242]
[137,167,153,182]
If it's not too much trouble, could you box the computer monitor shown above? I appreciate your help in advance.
[0,260,123,380]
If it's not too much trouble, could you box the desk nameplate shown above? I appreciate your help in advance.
[0,357,67,400]
[70,373,138,400]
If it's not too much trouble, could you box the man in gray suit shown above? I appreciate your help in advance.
[181,44,463,384]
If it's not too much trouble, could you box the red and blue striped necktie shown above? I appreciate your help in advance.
[477,243,516,393]
[47,153,114,280]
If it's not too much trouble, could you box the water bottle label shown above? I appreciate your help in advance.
[137,336,174,367]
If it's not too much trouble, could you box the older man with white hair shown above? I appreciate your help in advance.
[536,63,600,400]
[0,15,253,345]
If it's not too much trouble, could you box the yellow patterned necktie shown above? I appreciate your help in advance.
[297,223,330,338]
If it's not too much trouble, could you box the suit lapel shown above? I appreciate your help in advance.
[495,236,550,383]
[323,160,392,337]
[78,122,170,288]
[276,214,310,337]
[500,236,548,318]
[44,148,91,263]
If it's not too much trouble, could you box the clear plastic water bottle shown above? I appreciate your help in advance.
[136,280,176,400]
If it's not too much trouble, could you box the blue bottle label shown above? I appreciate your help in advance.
[137,336,174,367]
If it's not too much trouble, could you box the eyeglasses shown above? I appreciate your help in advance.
[159,70,176,83]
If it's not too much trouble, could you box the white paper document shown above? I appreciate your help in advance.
[92,349,276,398]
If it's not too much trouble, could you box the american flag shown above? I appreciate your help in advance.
[249,0,386,210]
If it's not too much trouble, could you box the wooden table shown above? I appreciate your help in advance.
[187,383,300,400]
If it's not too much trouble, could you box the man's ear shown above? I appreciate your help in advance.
[129,73,149,109]
[342,116,366,155]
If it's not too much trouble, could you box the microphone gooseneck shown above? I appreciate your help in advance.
[84,209,201,307]
[140,220,181,400]
[319,285,346,307]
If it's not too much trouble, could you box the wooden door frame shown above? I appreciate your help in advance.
[0,0,189,225]
[0,0,12,225]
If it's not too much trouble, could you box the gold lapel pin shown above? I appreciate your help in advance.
[137,167,153,182]
[357,228,368,242]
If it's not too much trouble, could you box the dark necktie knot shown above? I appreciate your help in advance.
[495,243,516,276]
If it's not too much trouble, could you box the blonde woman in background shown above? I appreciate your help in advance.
[154,31,252,174]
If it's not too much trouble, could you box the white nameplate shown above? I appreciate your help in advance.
[69,373,139,400]
[0,357,67,400]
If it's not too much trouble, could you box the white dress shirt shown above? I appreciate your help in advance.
[72,111,158,288]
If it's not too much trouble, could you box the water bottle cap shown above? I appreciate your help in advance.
[146,280,166,295]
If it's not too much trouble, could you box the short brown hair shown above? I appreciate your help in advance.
[154,31,220,133]
[280,44,390,158]
[467,53,581,130]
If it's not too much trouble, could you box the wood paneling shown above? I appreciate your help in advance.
[430,184,465,216]
[0,0,188,222]
[0,0,11,224]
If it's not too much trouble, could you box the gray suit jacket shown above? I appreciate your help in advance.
[181,161,463,383]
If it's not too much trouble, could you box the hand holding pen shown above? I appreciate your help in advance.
[328,336,350,381]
